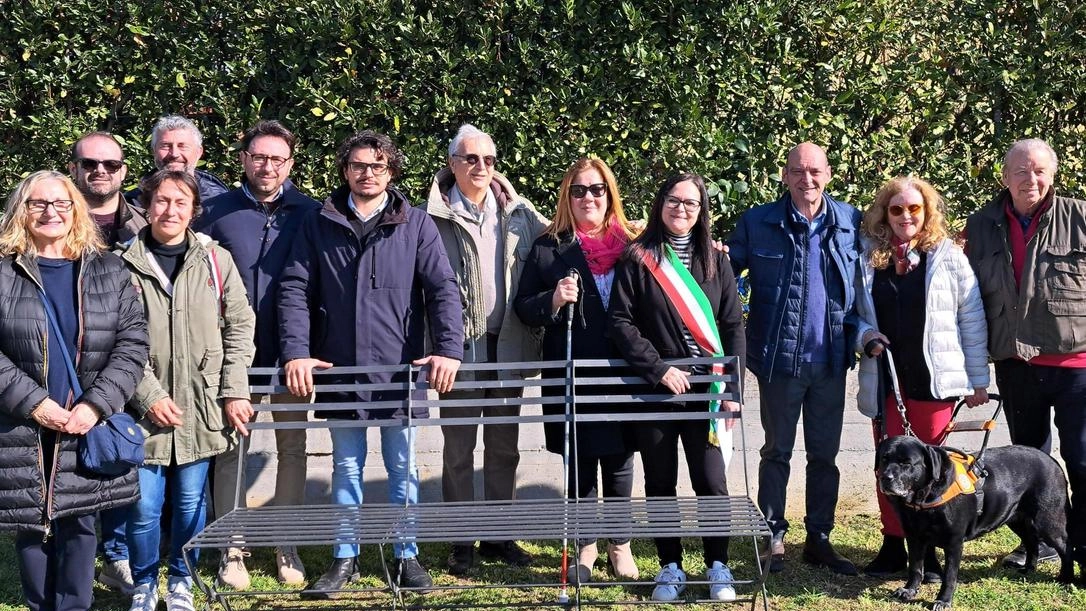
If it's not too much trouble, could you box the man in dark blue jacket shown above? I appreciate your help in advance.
[197,120,321,589]
[277,130,464,596]
[727,143,862,576]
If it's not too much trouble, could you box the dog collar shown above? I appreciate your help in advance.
[905,450,982,510]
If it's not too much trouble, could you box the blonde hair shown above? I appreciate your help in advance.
[0,170,105,259]
[546,157,638,240]
[862,176,949,270]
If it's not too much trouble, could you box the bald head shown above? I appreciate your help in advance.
[782,142,831,213]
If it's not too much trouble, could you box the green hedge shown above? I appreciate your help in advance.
[2,0,1085,229]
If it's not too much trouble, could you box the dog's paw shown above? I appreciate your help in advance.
[892,587,918,602]
[931,601,952,611]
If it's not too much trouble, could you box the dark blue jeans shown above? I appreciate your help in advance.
[127,459,211,586]
[994,359,1086,546]
[98,505,129,562]
[756,362,846,537]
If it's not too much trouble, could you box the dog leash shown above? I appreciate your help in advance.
[882,348,915,438]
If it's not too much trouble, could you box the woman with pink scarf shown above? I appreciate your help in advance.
[514,157,640,583]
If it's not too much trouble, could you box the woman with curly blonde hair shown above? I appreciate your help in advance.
[854,175,990,580]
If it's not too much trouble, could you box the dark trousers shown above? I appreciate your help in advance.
[568,449,635,545]
[15,513,96,611]
[756,362,846,537]
[636,412,729,569]
[995,359,1086,546]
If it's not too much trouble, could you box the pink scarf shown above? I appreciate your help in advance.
[891,235,920,275]
[576,220,628,275]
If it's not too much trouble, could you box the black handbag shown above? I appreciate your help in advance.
[39,288,145,476]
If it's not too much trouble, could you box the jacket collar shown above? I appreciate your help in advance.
[763,192,849,230]
[121,228,208,277]
[321,185,410,229]
[425,168,527,222]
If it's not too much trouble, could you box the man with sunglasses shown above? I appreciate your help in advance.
[965,138,1086,569]
[67,131,146,597]
[69,131,147,250]
[278,129,463,597]
[424,123,547,575]
[727,142,863,576]
[197,120,321,590]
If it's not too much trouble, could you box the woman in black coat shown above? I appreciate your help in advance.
[609,173,745,603]
[0,171,148,611]
[514,157,640,582]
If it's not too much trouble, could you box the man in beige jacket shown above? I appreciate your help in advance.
[425,124,547,575]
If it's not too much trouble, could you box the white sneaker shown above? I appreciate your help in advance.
[165,576,195,611]
[707,561,736,601]
[651,562,687,601]
[99,558,135,595]
[128,583,158,611]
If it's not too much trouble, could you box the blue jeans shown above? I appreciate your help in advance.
[330,425,418,559]
[127,459,211,586]
[98,505,129,562]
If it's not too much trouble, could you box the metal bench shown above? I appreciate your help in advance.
[184,356,771,610]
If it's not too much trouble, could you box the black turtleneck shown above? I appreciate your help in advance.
[145,233,188,283]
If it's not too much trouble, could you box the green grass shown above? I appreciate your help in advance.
[1,513,1083,610]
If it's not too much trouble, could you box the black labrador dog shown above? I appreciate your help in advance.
[876,435,1076,610]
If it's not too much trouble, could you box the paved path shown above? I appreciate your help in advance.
[235,366,1023,518]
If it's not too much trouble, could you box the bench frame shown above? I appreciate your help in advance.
[184,357,771,610]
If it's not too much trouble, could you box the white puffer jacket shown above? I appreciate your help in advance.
[854,238,990,418]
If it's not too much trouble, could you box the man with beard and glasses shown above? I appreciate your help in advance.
[126,114,228,207]
[278,129,463,597]
[69,131,147,250]
[198,120,321,590]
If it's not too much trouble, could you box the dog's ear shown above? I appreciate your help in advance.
[874,437,888,472]
[922,441,946,488]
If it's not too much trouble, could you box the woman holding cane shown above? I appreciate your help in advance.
[515,157,641,582]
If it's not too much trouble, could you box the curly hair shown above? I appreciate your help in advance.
[0,170,105,258]
[335,130,404,180]
[862,176,949,270]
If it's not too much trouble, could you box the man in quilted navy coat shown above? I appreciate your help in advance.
[727,143,862,576]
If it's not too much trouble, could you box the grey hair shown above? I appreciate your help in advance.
[151,114,203,150]
[447,123,495,158]
[1004,138,1059,173]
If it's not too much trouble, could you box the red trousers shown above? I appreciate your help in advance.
[872,394,955,537]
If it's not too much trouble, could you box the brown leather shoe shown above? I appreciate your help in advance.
[760,532,786,573]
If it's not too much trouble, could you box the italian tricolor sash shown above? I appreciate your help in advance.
[640,244,734,466]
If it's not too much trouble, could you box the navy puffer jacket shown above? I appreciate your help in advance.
[727,193,862,380]
[0,251,148,532]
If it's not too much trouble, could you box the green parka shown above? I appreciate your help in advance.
[121,229,256,465]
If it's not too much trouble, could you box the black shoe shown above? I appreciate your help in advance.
[760,531,786,573]
[478,540,533,566]
[1001,542,1060,569]
[302,557,359,600]
[864,535,906,577]
[922,545,943,584]
[396,557,434,592]
[802,535,858,576]
[447,544,474,575]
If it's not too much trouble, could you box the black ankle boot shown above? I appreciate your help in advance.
[923,545,943,584]
[864,535,907,577]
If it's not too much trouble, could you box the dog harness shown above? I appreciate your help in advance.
[906,450,985,510]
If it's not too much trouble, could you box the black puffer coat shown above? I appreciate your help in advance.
[0,251,148,532]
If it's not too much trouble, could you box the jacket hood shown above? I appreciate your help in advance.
[424,168,527,220]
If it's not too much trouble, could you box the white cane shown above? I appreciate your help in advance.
[558,269,579,603]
